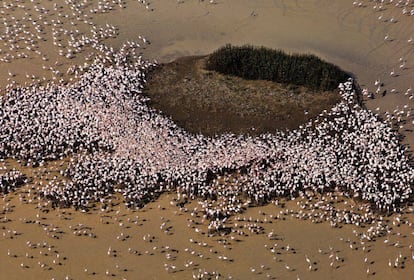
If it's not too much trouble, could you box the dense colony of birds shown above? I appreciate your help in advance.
[0,42,412,219]
[0,166,26,194]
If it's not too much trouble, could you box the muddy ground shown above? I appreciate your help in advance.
[144,56,341,136]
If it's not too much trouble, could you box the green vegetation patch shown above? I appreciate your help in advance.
[205,44,350,91]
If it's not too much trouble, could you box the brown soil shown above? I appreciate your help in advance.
[144,55,342,136]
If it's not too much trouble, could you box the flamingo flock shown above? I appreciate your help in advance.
[0,41,412,220]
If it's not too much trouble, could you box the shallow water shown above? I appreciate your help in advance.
[1,175,413,279]
[1,0,414,279]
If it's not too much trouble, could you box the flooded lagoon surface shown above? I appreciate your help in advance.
[0,1,414,279]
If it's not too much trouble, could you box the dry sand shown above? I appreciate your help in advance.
[0,0,414,279]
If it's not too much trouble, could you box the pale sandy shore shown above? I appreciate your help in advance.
[0,0,414,279]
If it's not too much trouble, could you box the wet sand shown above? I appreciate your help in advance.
[1,0,414,279]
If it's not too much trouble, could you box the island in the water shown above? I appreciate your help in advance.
[145,45,350,135]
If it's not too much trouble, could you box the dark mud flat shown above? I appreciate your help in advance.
[144,56,342,136]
